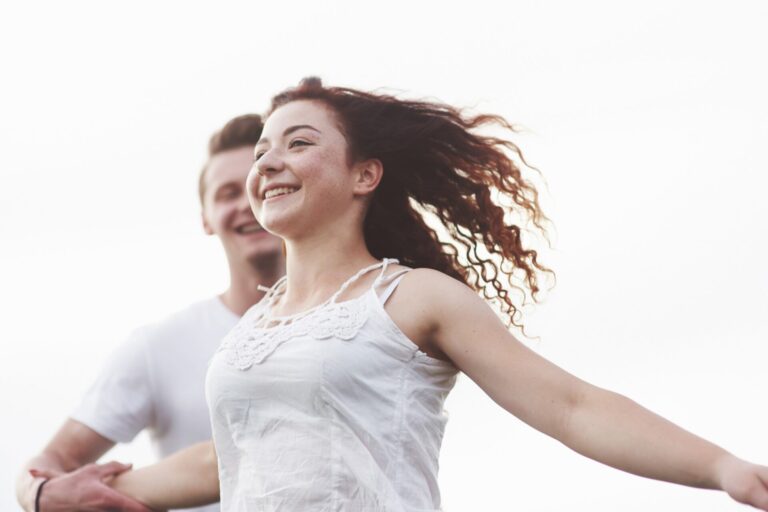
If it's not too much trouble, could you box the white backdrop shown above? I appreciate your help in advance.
[1,1,767,511]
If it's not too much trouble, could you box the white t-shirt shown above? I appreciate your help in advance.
[72,297,240,512]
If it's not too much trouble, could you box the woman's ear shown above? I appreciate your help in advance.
[353,158,384,196]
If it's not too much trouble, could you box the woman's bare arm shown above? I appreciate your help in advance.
[109,440,219,510]
[392,269,768,510]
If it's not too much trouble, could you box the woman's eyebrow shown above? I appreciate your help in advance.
[255,124,321,146]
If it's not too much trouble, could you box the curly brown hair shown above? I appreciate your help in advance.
[268,78,554,331]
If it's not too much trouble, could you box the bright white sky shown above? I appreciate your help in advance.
[1,1,767,510]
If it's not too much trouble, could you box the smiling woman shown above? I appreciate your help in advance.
[107,78,768,512]
[248,106,364,250]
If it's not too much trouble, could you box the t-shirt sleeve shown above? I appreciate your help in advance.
[70,328,155,443]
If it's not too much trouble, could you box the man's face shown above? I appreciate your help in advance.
[201,146,282,266]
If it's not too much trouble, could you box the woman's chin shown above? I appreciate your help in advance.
[258,215,299,240]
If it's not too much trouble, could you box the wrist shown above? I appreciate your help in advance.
[33,478,49,512]
[20,476,46,512]
[712,452,742,490]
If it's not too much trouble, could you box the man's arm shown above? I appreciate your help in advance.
[16,419,150,512]
[18,325,158,511]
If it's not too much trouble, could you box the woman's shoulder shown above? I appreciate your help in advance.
[390,265,478,307]
[382,265,486,358]
[398,265,467,286]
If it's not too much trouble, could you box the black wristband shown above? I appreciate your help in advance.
[34,479,48,512]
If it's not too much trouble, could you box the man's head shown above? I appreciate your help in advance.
[200,115,283,270]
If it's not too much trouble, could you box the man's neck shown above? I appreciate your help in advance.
[220,252,284,316]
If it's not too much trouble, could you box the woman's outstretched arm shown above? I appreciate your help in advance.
[395,269,768,510]
[109,440,219,510]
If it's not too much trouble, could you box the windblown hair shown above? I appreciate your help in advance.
[268,78,554,331]
[199,114,264,205]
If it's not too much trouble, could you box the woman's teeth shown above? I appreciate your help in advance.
[264,186,299,200]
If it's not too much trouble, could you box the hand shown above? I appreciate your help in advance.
[717,456,768,510]
[29,461,153,512]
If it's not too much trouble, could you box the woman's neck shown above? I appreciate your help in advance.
[282,224,377,309]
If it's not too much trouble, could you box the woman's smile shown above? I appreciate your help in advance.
[263,186,301,201]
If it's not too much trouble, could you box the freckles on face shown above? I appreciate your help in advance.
[259,103,348,181]
[246,100,360,236]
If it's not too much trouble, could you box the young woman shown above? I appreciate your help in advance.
[105,78,768,511]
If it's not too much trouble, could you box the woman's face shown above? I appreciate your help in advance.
[247,100,359,239]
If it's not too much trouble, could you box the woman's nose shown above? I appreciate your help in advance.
[255,148,285,176]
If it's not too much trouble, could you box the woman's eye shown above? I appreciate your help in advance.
[289,139,311,149]
[254,151,265,161]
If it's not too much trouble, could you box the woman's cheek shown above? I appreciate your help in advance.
[245,169,261,200]
[246,189,262,216]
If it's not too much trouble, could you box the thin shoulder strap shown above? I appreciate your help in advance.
[329,258,398,303]
[257,275,288,303]
[377,268,411,305]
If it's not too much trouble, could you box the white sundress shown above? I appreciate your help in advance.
[206,259,459,511]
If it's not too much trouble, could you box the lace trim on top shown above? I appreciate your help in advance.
[218,259,399,370]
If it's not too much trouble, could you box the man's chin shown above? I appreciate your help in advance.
[245,248,283,271]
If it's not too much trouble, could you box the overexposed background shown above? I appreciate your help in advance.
[2,1,767,511]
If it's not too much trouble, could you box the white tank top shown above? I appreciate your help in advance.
[206,259,459,511]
